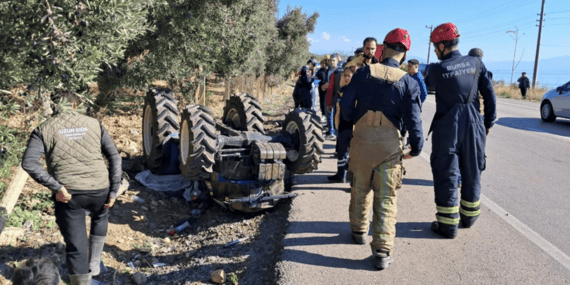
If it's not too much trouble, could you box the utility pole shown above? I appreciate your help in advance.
[532,0,545,88]
[426,25,433,63]
[507,28,520,85]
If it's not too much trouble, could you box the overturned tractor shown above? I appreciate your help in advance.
[142,88,324,212]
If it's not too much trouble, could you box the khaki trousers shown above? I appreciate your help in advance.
[348,111,404,253]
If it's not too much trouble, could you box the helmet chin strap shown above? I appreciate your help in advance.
[435,43,445,60]
[400,52,407,65]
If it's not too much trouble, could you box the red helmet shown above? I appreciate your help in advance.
[384,28,411,51]
[430,22,460,43]
[375,44,384,61]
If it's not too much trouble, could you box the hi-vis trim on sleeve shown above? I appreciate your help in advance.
[460,208,481,217]
[436,205,459,214]
[370,64,407,83]
[436,216,460,225]
[461,199,481,208]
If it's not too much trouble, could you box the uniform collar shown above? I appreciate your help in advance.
[381,57,400,68]
[442,50,462,60]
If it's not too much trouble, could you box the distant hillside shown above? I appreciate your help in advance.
[471,55,570,74]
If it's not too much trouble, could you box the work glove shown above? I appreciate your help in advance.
[56,186,72,203]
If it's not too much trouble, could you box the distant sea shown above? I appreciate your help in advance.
[488,69,568,89]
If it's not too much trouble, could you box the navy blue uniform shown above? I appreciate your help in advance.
[341,58,424,157]
[425,50,496,231]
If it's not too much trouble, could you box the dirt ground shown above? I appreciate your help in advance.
[0,78,299,285]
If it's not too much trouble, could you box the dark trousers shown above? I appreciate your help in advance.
[335,118,353,177]
[520,87,528,98]
[430,105,486,230]
[318,88,326,116]
[54,188,110,275]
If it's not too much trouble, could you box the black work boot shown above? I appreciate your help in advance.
[373,250,393,270]
[431,221,457,239]
[327,174,347,183]
[352,232,366,245]
[460,214,479,229]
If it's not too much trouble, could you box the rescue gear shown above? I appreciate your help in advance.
[373,250,393,270]
[352,232,367,245]
[88,235,106,276]
[425,50,496,236]
[341,56,423,257]
[431,221,457,239]
[348,111,405,253]
[384,28,411,51]
[430,22,460,44]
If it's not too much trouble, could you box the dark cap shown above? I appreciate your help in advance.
[354,47,363,55]
[407,59,420,65]
[307,59,317,66]
[468,48,484,58]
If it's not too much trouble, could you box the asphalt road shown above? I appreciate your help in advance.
[275,96,570,284]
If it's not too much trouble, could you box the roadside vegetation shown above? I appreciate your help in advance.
[493,80,550,101]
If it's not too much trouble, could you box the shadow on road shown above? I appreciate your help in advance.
[395,222,437,239]
[495,117,570,138]
[280,249,374,271]
[402,178,433,187]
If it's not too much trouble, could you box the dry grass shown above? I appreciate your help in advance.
[493,83,550,102]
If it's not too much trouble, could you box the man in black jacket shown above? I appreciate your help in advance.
[517,72,530,99]
[22,98,121,285]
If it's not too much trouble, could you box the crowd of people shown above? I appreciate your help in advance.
[293,22,497,270]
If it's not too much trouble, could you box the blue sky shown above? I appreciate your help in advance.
[277,0,570,63]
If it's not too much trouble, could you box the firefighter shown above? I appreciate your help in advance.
[340,28,423,270]
[425,23,497,239]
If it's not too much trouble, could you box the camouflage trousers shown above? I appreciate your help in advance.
[348,110,404,253]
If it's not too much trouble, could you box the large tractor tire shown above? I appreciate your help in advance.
[180,105,219,180]
[222,93,265,134]
[142,88,180,173]
[282,108,325,174]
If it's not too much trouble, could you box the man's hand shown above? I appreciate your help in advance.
[104,197,116,209]
[403,146,414,160]
[56,186,72,203]
[486,128,490,136]
[321,83,329,91]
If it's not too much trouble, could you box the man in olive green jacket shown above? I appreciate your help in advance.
[22,104,121,285]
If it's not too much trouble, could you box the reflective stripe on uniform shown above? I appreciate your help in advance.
[461,199,481,208]
[460,208,481,217]
[436,205,459,214]
[436,215,460,225]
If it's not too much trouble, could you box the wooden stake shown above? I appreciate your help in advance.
[0,165,29,234]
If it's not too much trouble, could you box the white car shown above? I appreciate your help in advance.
[540,80,570,122]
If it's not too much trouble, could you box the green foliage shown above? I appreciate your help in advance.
[6,207,42,230]
[228,273,239,284]
[21,191,54,212]
[115,0,281,102]
[266,6,319,81]
[0,125,28,178]
[0,0,154,101]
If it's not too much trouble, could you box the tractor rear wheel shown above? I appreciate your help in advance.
[142,88,180,173]
[180,105,219,180]
[282,108,325,174]
[222,93,265,134]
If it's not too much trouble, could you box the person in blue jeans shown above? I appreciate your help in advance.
[407,59,427,106]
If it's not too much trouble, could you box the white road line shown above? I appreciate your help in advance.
[418,151,570,271]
